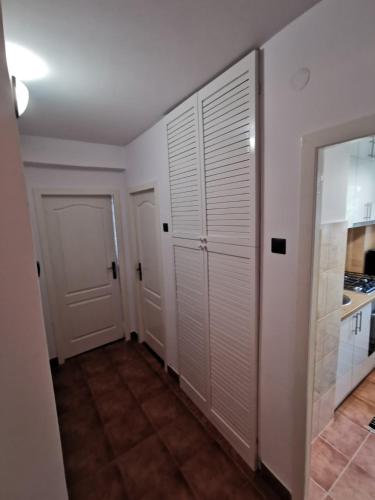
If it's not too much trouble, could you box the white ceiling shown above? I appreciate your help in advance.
[2,0,320,145]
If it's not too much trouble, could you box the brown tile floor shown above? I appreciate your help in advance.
[53,340,281,500]
[309,370,375,500]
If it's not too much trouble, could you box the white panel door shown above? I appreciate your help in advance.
[166,95,203,239]
[42,195,123,359]
[198,52,258,247]
[207,242,258,467]
[131,189,164,358]
[173,238,209,414]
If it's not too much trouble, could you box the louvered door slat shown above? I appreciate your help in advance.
[167,96,202,238]
[198,53,257,246]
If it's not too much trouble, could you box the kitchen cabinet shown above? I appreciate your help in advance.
[335,302,373,407]
[166,51,258,468]
[346,137,375,227]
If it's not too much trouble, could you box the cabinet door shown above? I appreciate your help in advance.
[352,303,372,386]
[335,314,355,407]
[207,241,258,467]
[198,52,258,247]
[166,96,203,239]
[173,238,209,414]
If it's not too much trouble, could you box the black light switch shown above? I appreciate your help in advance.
[163,223,169,232]
[271,238,286,255]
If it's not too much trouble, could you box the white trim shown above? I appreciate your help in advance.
[33,187,131,363]
[295,113,375,500]
[127,182,167,364]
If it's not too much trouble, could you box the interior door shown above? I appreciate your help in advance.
[42,195,123,359]
[131,189,164,358]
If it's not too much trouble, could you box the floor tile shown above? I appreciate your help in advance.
[79,350,113,378]
[330,462,375,500]
[310,437,348,491]
[106,341,140,364]
[94,385,136,424]
[122,365,165,403]
[87,369,124,398]
[308,479,326,500]
[338,394,375,428]
[320,412,368,459]
[105,406,154,457]
[367,370,375,383]
[69,462,129,500]
[117,434,180,499]
[181,442,247,499]
[353,379,375,406]
[141,389,185,429]
[55,382,92,415]
[60,402,102,453]
[353,434,375,479]
[63,431,112,483]
[159,412,212,465]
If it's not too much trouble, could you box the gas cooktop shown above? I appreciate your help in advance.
[344,272,375,294]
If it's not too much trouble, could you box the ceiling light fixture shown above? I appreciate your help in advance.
[5,42,48,81]
[11,76,29,118]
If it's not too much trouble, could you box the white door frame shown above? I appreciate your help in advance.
[127,181,166,362]
[294,113,375,500]
[33,187,131,364]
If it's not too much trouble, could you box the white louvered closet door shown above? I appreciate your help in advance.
[166,98,210,415]
[167,95,203,239]
[198,52,258,247]
[199,52,259,468]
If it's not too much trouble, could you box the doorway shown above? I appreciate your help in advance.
[129,184,165,360]
[36,192,127,362]
[296,114,375,499]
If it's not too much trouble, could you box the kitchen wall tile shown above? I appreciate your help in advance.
[318,386,335,433]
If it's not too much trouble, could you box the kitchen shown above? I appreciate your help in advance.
[309,135,375,498]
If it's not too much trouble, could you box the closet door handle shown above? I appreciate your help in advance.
[358,311,362,332]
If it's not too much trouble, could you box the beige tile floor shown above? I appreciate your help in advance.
[309,370,375,500]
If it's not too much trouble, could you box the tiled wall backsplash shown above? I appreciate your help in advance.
[312,221,348,437]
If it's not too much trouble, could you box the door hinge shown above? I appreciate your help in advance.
[36,261,41,277]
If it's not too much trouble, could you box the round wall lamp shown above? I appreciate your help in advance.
[11,76,29,118]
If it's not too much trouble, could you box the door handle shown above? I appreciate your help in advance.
[353,313,358,335]
[358,311,362,332]
[111,261,117,280]
[136,262,142,281]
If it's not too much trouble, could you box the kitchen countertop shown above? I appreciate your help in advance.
[342,289,375,320]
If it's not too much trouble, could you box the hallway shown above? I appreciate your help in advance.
[53,341,278,499]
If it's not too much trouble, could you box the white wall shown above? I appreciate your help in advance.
[0,10,68,500]
[124,120,179,370]
[20,135,125,170]
[21,158,131,358]
[260,0,375,492]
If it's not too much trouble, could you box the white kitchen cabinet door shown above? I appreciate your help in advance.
[166,96,203,239]
[173,238,210,414]
[335,314,355,407]
[352,302,372,386]
[207,241,258,467]
[198,52,258,247]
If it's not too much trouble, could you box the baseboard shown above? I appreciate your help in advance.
[257,463,291,500]
[167,365,180,383]
[143,341,164,366]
